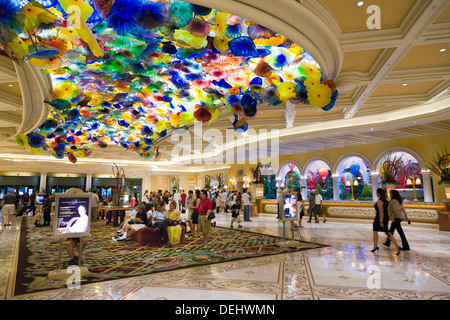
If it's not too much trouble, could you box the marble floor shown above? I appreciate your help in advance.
[0,212,449,300]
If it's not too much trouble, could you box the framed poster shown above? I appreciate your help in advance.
[53,194,92,238]
[279,192,298,221]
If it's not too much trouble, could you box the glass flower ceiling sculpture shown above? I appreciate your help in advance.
[1,0,338,163]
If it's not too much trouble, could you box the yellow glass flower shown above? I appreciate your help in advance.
[253,36,285,47]
[23,1,56,33]
[174,29,207,49]
[53,80,81,100]
[8,37,29,57]
[298,60,321,80]
[58,28,80,41]
[307,83,332,108]
[304,77,320,89]
[58,0,93,22]
[215,11,228,37]
[213,35,229,53]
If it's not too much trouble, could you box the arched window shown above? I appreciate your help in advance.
[336,156,372,200]
[377,151,423,201]
[278,162,301,192]
[305,160,332,200]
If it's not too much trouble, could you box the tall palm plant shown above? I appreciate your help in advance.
[427,146,450,185]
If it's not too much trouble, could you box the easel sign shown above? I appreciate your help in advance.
[279,192,298,222]
[53,194,92,239]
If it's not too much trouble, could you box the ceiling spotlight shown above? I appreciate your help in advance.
[8,84,13,87]
[402,83,408,86]
[440,48,447,52]
[356,1,365,6]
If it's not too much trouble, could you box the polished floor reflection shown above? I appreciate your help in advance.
[1,212,449,300]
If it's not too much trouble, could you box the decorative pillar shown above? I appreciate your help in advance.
[301,177,307,201]
[85,174,92,191]
[421,172,433,202]
[39,172,47,192]
[332,176,339,201]
[371,173,379,200]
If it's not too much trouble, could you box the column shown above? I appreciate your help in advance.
[85,174,92,191]
[143,174,150,193]
[371,173,379,200]
[421,172,433,202]
[39,172,47,192]
[332,176,339,201]
[301,177,307,201]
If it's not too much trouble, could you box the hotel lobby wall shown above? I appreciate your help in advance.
[277,132,450,203]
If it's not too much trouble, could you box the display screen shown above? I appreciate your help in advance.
[54,195,91,238]
[36,194,45,205]
[283,195,297,219]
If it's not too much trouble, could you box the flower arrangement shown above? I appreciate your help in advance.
[427,146,450,185]
[380,154,402,185]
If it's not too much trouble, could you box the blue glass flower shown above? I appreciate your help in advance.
[321,89,338,111]
[228,36,258,57]
[191,4,212,16]
[0,0,24,42]
[225,23,241,39]
[137,1,167,30]
[108,0,143,35]
[27,133,46,149]
[169,1,193,28]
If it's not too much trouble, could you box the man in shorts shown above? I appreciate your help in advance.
[2,189,16,227]
[198,190,212,245]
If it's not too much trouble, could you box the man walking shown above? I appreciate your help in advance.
[242,189,252,221]
[2,189,16,227]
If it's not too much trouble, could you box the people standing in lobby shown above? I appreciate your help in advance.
[173,189,181,211]
[166,201,183,245]
[198,190,212,245]
[220,190,227,213]
[2,189,16,227]
[384,189,411,251]
[91,190,99,221]
[314,189,326,223]
[295,192,305,228]
[42,194,52,226]
[242,189,251,222]
[372,188,401,255]
[180,189,187,211]
[307,192,317,223]
[190,190,201,235]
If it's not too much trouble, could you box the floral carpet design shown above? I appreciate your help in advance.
[14,218,326,296]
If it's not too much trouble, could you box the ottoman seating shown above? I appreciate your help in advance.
[130,225,186,245]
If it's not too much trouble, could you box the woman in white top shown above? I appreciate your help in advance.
[384,190,411,251]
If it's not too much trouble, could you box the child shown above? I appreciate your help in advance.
[230,199,243,228]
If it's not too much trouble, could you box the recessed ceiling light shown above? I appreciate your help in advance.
[370,128,374,131]
[8,84,13,87]
[402,83,408,86]
[440,48,446,52]
[356,1,365,7]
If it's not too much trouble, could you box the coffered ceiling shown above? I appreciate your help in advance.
[0,0,448,171]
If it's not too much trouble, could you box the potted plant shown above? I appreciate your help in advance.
[380,154,402,193]
[427,146,450,200]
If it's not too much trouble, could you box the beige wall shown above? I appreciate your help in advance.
[228,132,450,202]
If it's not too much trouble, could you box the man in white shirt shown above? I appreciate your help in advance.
[314,189,327,223]
[242,190,252,221]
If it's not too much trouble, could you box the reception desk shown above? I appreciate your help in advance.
[254,198,448,226]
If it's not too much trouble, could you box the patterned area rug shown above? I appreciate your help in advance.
[14,217,326,296]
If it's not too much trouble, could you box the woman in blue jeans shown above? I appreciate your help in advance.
[384,190,411,251]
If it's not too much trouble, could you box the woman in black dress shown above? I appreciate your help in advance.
[372,188,400,255]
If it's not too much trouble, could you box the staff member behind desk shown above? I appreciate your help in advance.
[198,190,213,246]
[2,189,16,227]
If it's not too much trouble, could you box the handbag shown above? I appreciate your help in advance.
[201,200,215,220]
